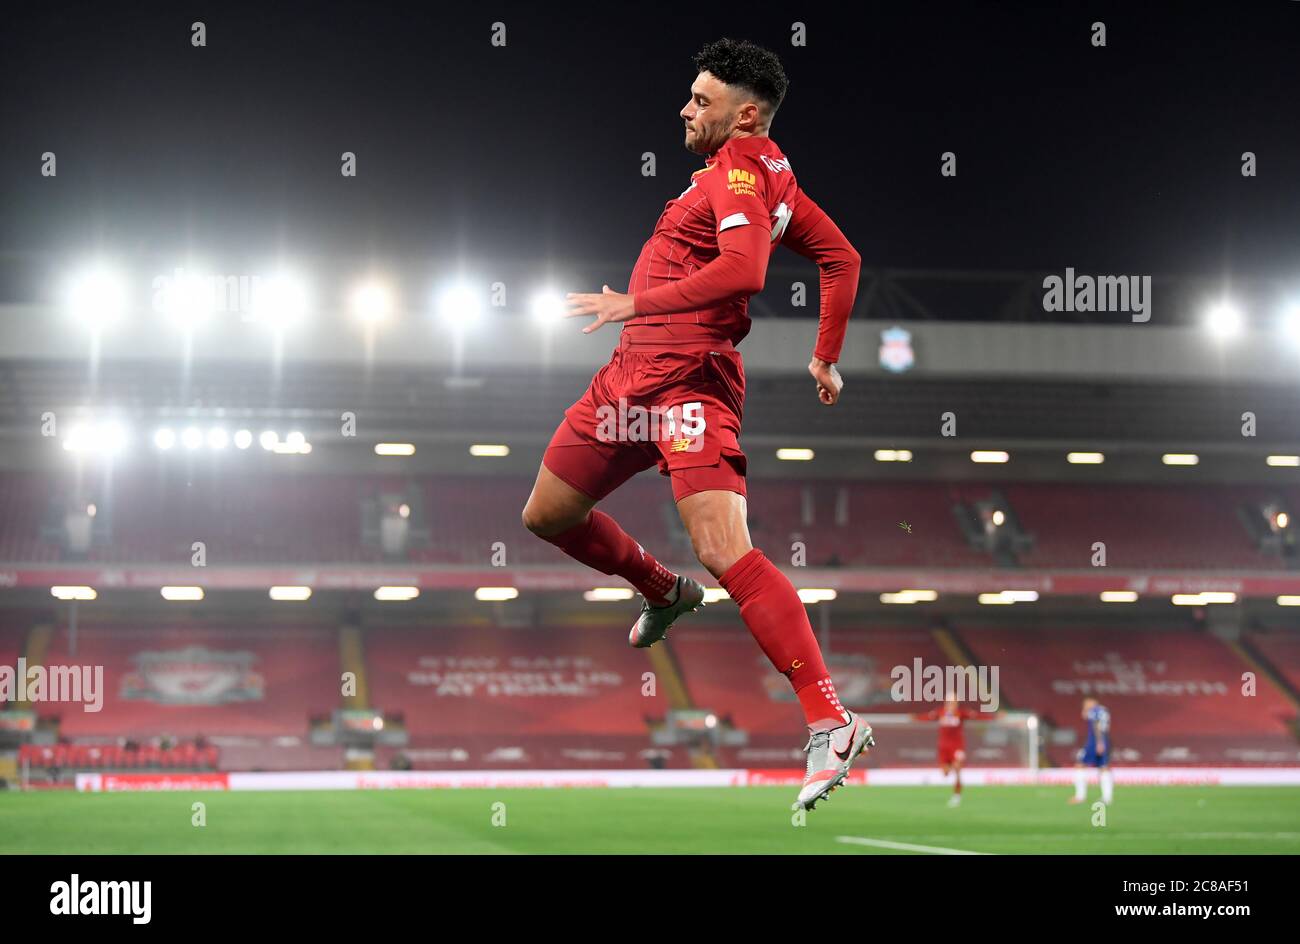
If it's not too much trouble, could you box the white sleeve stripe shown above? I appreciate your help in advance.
[718,212,751,232]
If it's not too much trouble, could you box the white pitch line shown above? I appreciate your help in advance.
[836,835,992,856]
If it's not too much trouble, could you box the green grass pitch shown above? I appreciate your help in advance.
[3,786,1299,854]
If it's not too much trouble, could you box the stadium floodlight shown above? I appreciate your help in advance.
[1000,589,1039,602]
[1266,454,1300,467]
[63,422,128,455]
[1100,590,1139,603]
[970,450,1009,463]
[350,280,394,325]
[874,449,913,462]
[991,509,1006,526]
[234,429,253,450]
[285,431,306,449]
[881,589,938,604]
[776,448,815,461]
[398,503,410,519]
[207,427,229,450]
[154,428,176,450]
[1278,596,1300,607]
[977,592,1016,605]
[269,586,312,601]
[161,586,204,601]
[470,444,509,457]
[530,289,567,325]
[374,586,419,601]
[181,427,203,450]
[1171,591,1236,605]
[250,273,310,330]
[67,265,129,330]
[86,503,97,517]
[51,586,97,601]
[259,430,279,451]
[157,268,215,331]
[796,588,837,604]
[475,587,519,602]
[375,443,415,456]
[1205,301,1243,339]
[701,588,730,603]
[584,587,635,602]
[1280,303,1300,345]
[1276,512,1290,529]
[901,589,938,601]
[437,283,485,328]
[1067,452,1105,464]
[1161,453,1199,466]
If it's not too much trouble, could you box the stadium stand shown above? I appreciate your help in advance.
[40,623,340,739]
[959,626,1300,765]
[364,624,687,769]
[1245,629,1300,698]
[3,470,1290,570]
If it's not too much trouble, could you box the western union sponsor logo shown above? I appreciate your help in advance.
[728,168,756,185]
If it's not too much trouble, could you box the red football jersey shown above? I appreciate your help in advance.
[624,135,799,345]
[918,704,981,750]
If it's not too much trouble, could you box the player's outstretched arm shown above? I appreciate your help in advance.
[780,192,861,404]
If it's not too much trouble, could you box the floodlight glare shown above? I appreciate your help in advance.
[437,283,485,327]
[158,268,215,330]
[530,290,566,325]
[351,280,394,325]
[251,273,309,329]
[1205,301,1242,339]
[67,265,129,330]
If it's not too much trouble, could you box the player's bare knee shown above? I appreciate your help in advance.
[522,497,587,538]
[691,537,740,579]
[521,501,559,537]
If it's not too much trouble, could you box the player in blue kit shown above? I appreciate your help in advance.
[1069,697,1114,804]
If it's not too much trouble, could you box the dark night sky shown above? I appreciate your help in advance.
[2,1,1299,298]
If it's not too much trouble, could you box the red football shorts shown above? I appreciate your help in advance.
[938,745,966,767]
[543,331,748,503]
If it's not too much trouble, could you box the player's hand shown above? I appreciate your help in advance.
[566,285,637,334]
[808,357,843,405]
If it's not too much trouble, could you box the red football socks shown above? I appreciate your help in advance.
[542,511,678,605]
[718,548,847,726]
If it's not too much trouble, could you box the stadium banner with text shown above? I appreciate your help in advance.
[75,767,1300,792]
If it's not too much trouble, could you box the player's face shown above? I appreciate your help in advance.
[681,72,737,155]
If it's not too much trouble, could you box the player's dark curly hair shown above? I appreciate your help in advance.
[694,38,788,116]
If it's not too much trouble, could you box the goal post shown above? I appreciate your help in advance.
[855,711,1040,771]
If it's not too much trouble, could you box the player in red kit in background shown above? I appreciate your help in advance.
[521,38,866,810]
[914,694,991,807]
